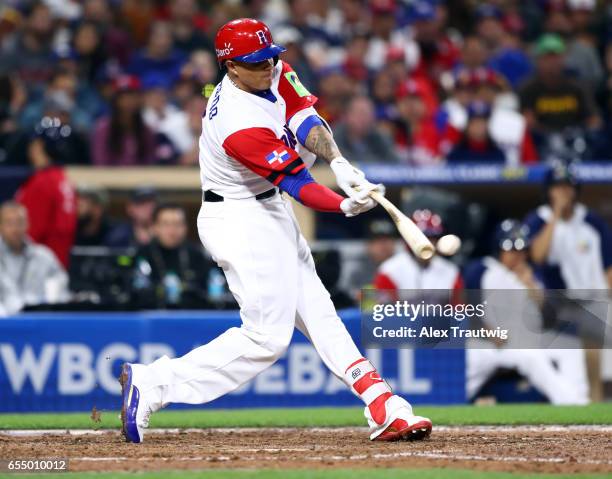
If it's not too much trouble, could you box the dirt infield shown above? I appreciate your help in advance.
[1,426,611,474]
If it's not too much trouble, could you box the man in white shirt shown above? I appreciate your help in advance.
[526,162,611,401]
[0,201,70,316]
[464,219,589,404]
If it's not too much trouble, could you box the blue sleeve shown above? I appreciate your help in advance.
[462,259,487,306]
[278,167,315,202]
[585,211,612,269]
[295,115,324,147]
[463,259,487,289]
[524,210,546,241]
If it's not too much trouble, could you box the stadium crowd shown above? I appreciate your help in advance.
[1,0,612,166]
[0,1,611,402]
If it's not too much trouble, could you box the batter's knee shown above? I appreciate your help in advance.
[241,323,294,362]
[261,325,294,360]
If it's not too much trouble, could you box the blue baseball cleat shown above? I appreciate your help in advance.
[119,363,152,443]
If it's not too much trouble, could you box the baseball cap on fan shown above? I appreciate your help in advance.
[534,33,565,56]
[407,0,436,22]
[215,18,286,66]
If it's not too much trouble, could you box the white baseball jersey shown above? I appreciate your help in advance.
[127,56,428,435]
[199,60,320,199]
[375,249,463,291]
[525,203,611,290]
[465,256,589,405]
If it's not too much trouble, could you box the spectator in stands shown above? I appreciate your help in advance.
[0,75,27,167]
[604,38,612,119]
[467,69,539,164]
[342,32,370,83]
[50,48,108,121]
[519,34,601,158]
[19,73,92,165]
[0,2,57,94]
[173,50,216,111]
[457,35,489,75]
[131,203,213,309]
[128,21,187,90]
[371,69,397,131]
[282,0,336,71]
[0,6,21,48]
[169,0,214,54]
[74,184,115,247]
[408,0,460,87]
[20,69,90,131]
[177,95,205,166]
[82,0,132,67]
[394,79,444,165]
[15,116,77,268]
[333,95,398,164]
[463,219,589,405]
[526,162,611,401]
[91,75,156,166]
[475,3,532,89]
[0,200,70,316]
[315,66,358,125]
[71,20,108,84]
[179,49,221,93]
[545,0,604,89]
[364,0,412,72]
[447,102,506,163]
[471,68,511,108]
[142,73,191,164]
[592,37,612,158]
[437,70,474,143]
[106,186,158,248]
[275,27,317,94]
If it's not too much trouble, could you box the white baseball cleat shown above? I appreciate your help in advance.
[366,395,432,441]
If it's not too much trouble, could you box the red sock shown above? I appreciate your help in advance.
[345,358,392,425]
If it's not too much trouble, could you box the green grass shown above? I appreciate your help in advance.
[0,404,610,430]
[1,470,611,479]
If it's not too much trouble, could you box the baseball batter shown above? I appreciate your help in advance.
[120,18,432,443]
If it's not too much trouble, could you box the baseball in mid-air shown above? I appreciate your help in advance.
[436,234,461,256]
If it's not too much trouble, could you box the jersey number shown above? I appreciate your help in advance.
[281,126,297,149]
[208,84,222,120]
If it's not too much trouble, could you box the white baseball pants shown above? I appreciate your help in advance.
[466,347,589,405]
[133,193,363,408]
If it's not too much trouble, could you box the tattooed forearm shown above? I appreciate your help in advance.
[304,125,342,164]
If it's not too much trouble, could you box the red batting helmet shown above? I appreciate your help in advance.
[215,18,286,65]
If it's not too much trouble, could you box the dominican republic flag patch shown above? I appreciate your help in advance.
[265,149,291,165]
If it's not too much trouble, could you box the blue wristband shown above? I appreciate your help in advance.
[278,167,315,201]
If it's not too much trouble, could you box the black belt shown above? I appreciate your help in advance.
[203,188,277,202]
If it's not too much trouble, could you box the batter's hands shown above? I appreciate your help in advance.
[340,195,376,217]
[330,157,384,203]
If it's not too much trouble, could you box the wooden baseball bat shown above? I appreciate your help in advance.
[368,190,436,260]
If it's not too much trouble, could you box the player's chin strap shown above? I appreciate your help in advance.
[344,358,393,425]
